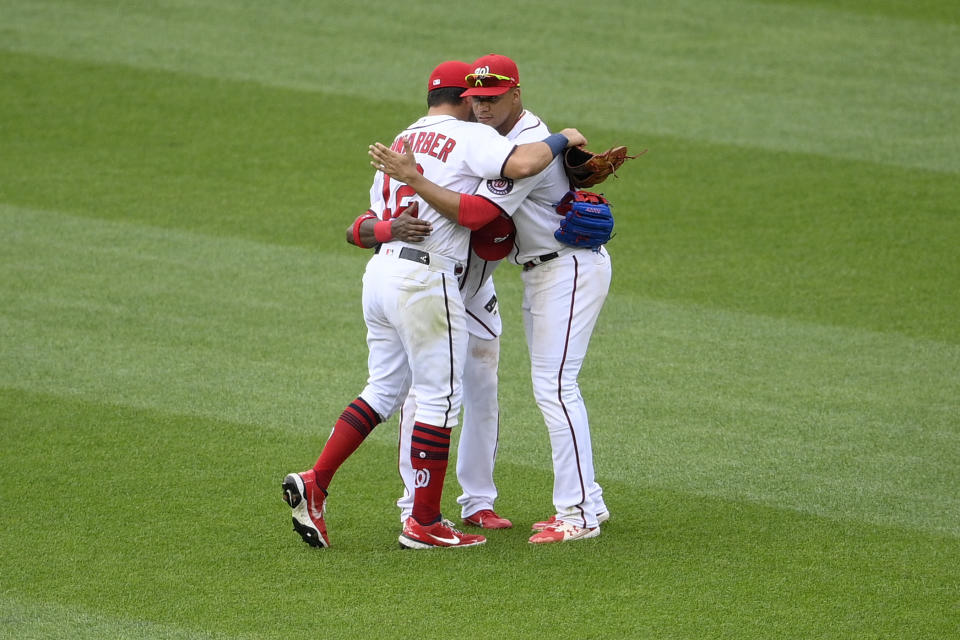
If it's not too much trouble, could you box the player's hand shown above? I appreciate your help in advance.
[558,128,587,148]
[390,203,432,243]
[369,139,420,183]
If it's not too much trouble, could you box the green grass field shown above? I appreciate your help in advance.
[2,1,958,638]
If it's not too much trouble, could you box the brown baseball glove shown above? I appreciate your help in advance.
[563,146,646,188]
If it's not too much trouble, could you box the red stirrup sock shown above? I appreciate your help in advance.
[410,422,451,525]
[312,396,381,491]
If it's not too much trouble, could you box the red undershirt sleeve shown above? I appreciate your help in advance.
[457,193,505,230]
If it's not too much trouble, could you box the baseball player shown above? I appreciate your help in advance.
[369,54,612,544]
[348,204,515,530]
[282,60,586,550]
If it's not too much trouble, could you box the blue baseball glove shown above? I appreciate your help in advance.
[554,190,614,249]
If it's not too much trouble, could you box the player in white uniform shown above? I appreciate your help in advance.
[282,60,585,549]
[398,226,514,529]
[349,188,515,531]
[370,54,611,544]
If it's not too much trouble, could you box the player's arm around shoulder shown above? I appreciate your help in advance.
[346,203,430,248]
[503,127,587,180]
[346,210,377,247]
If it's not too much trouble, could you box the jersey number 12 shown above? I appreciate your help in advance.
[380,166,424,220]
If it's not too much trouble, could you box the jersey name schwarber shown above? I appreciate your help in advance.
[371,115,519,264]
[391,131,456,163]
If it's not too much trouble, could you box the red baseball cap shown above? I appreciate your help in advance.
[471,212,516,261]
[461,54,520,97]
[428,60,471,91]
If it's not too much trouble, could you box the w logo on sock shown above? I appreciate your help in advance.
[413,469,431,488]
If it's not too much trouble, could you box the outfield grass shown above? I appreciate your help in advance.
[2,1,958,639]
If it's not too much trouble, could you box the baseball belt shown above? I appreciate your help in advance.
[375,245,463,275]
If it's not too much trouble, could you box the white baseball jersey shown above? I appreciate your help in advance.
[358,115,517,430]
[473,110,573,265]
[369,115,518,263]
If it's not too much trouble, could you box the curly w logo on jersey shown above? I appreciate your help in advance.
[486,178,514,195]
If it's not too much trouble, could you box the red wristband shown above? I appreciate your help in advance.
[373,220,393,243]
[352,211,377,249]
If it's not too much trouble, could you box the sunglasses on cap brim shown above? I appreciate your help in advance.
[464,72,517,87]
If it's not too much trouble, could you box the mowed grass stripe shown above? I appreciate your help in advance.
[0,49,406,246]
[583,297,960,537]
[0,597,249,640]
[3,50,958,344]
[750,0,960,24]
[3,0,958,172]
[1,204,373,431]
[3,204,958,538]
[2,2,958,639]
[2,388,957,639]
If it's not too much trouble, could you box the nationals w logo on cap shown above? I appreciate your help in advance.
[461,54,520,97]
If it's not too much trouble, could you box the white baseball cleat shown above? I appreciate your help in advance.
[399,517,486,549]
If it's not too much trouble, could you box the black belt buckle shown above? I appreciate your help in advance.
[523,251,559,271]
[399,247,430,265]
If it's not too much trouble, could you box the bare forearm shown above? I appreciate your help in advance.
[375,175,499,231]
[346,212,394,248]
[502,141,553,179]
[346,205,429,248]
[346,211,378,247]
[503,128,587,179]
[405,174,461,222]
[354,219,378,247]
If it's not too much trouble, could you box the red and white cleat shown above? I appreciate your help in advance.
[399,517,486,549]
[462,509,513,530]
[530,515,558,532]
[282,469,331,548]
[531,511,609,532]
[528,519,600,544]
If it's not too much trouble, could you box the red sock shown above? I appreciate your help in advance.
[312,397,381,491]
[410,422,451,525]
